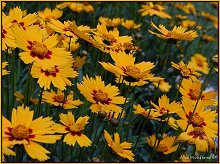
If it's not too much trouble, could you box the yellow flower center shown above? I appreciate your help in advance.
[103,34,117,45]
[111,142,123,153]
[192,113,204,126]
[94,90,109,104]
[53,95,65,103]
[11,125,29,139]
[31,41,48,57]
[125,65,141,76]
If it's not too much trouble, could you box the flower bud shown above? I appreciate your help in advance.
[98,110,107,119]
[91,157,100,162]
[211,55,218,72]
[110,118,119,127]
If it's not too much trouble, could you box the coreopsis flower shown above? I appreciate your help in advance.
[151,95,182,115]
[176,97,218,138]
[171,60,201,80]
[98,17,123,27]
[37,7,63,21]
[133,104,160,119]
[202,34,217,42]
[8,7,38,29]
[104,130,135,161]
[42,90,83,109]
[57,2,94,13]
[2,13,16,51]
[201,12,218,29]
[100,51,161,85]
[138,2,171,19]
[179,79,217,106]
[72,56,86,70]
[176,126,216,152]
[181,19,196,29]
[77,75,125,114]
[48,19,102,48]
[149,22,198,41]
[2,62,10,76]
[12,25,72,70]
[2,140,16,162]
[2,105,61,161]
[121,19,142,29]
[146,133,178,154]
[31,62,78,90]
[2,2,6,10]
[57,34,81,52]
[175,3,197,15]
[14,91,38,105]
[189,53,209,74]
[93,23,132,52]
[53,112,92,147]
[152,79,171,92]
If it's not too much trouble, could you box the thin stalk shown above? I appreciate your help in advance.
[36,87,44,117]
[174,77,183,101]
[133,118,145,152]
[24,63,33,107]
[118,82,131,124]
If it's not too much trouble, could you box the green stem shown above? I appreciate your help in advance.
[24,63,33,107]
[133,118,145,152]
[36,87,44,117]
[174,77,183,101]
[118,82,131,124]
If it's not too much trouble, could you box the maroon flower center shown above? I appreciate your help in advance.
[187,127,206,139]
[5,125,35,141]
[92,90,111,104]
[53,94,66,104]
[65,127,81,136]
[27,41,52,60]
[186,112,206,127]
[41,66,59,77]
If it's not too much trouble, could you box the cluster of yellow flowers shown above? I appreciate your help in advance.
[2,2,218,162]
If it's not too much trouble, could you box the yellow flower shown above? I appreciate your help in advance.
[12,25,73,70]
[99,17,123,27]
[93,23,132,52]
[151,95,182,115]
[57,2,94,13]
[2,139,16,162]
[72,56,86,70]
[152,79,171,92]
[2,2,6,10]
[176,97,218,136]
[201,11,218,29]
[146,133,178,154]
[171,60,201,80]
[14,91,39,105]
[31,62,78,90]
[175,3,197,15]
[77,75,125,114]
[138,2,171,19]
[179,79,217,106]
[189,53,209,74]
[202,34,217,42]
[2,105,61,161]
[9,7,38,29]
[42,90,83,109]
[149,22,198,41]
[181,19,196,29]
[53,112,92,147]
[100,51,161,85]
[176,126,216,153]
[121,19,141,29]
[104,130,134,161]
[57,34,81,52]
[2,13,16,51]
[2,62,10,76]
[38,7,63,21]
[133,104,160,119]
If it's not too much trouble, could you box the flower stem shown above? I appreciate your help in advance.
[36,87,44,117]
[118,82,131,125]
[174,77,183,101]
[24,63,33,107]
